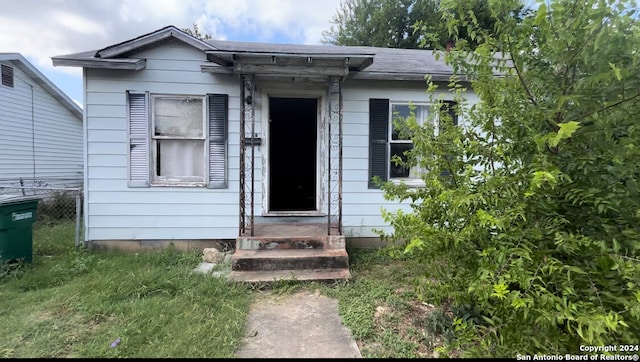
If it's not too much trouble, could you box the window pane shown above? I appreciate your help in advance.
[391,105,411,140]
[390,143,412,178]
[391,105,430,140]
[157,140,205,178]
[154,97,203,137]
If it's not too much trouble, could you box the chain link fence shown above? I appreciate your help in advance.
[0,178,83,247]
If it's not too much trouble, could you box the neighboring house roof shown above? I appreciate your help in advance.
[0,53,82,119]
[52,25,457,82]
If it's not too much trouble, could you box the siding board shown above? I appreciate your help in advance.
[87,227,237,240]
[90,203,238,215]
[0,59,82,183]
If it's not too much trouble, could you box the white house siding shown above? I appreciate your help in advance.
[84,41,241,242]
[85,40,480,244]
[0,60,82,188]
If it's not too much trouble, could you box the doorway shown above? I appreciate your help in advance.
[268,97,317,212]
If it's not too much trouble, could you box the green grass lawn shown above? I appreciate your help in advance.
[0,221,454,358]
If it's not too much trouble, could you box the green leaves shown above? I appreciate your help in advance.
[531,170,558,189]
[379,0,640,357]
[609,62,622,81]
[491,283,509,299]
[548,121,581,147]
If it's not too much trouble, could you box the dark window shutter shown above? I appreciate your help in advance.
[208,94,228,189]
[127,91,150,187]
[369,98,389,188]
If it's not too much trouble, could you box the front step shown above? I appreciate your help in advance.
[228,268,351,282]
[237,237,324,250]
[229,225,350,282]
[237,235,345,250]
[231,249,349,271]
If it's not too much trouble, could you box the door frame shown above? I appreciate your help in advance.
[262,88,325,216]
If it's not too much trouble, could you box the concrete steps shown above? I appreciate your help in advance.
[231,249,349,271]
[228,225,350,282]
[236,235,345,250]
[237,237,324,250]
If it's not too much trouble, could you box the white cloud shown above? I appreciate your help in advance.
[199,0,341,44]
[52,10,108,36]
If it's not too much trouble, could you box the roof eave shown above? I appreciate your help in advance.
[205,50,375,70]
[348,72,470,83]
[52,57,146,70]
[347,72,438,81]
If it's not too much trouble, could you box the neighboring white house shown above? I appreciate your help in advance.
[52,26,477,281]
[0,53,83,189]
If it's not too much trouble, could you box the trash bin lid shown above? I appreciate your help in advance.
[0,194,41,204]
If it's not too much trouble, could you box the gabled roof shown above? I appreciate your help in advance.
[52,25,457,82]
[0,53,82,119]
[96,25,213,59]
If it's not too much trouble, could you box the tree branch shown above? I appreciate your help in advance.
[567,18,607,66]
[489,120,496,176]
[587,274,603,308]
[568,93,640,124]
[506,36,538,108]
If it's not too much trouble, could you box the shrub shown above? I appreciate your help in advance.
[380,0,640,356]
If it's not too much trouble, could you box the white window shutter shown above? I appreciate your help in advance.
[208,94,228,189]
[127,91,150,187]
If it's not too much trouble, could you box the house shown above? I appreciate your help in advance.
[52,25,475,281]
[0,53,83,189]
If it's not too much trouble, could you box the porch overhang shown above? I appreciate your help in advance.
[202,50,374,78]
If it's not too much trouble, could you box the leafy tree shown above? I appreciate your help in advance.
[378,0,640,356]
[181,23,211,40]
[321,0,523,49]
[322,0,437,48]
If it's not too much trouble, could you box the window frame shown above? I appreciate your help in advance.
[150,94,208,186]
[388,102,434,186]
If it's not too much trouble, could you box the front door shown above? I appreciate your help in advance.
[268,97,317,212]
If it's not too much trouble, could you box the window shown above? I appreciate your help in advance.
[1,64,14,88]
[369,98,458,188]
[127,91,228,188]
[389,104,432,179]
[152,95,206,183]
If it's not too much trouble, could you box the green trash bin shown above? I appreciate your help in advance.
[0,196,40,263]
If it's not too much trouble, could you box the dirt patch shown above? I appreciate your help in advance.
[361,288,459,358]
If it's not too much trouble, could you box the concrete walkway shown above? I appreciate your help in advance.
[235,289,362,358]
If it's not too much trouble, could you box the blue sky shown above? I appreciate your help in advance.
[0,0,342,106]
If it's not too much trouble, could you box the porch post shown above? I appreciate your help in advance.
[239,75,256,236]
[327,76,343,235]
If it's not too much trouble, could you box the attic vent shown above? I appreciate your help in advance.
[1,64,14,88]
